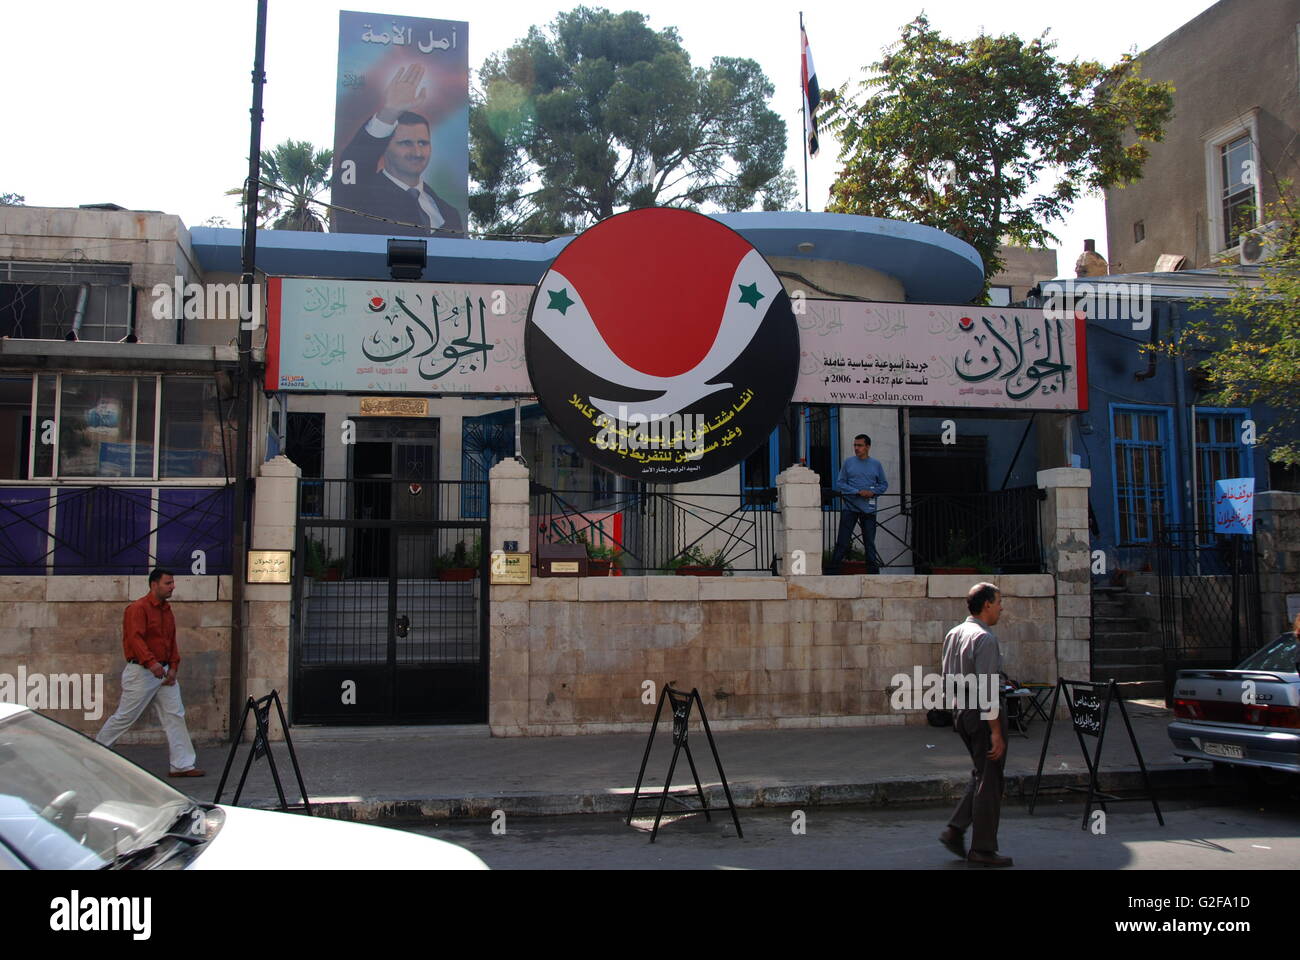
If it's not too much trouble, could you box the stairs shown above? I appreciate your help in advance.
[1090,585,1166,699]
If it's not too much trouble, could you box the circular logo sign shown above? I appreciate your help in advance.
[525,208,799,482]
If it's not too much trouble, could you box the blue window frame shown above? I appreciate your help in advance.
[740,406,839,510]
[740,426,780,510]
[1194,407,1253,539]
[1110,404,1178,544]
[804,405,840,508]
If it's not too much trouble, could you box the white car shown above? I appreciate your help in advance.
[0,702,486,870]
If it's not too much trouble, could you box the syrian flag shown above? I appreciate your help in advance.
[801,26,820,157]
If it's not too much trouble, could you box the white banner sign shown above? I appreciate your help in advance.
[267,276,534,393]
[792,300,1087,411]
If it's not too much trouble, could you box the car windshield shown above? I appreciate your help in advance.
[1235,633,1300,673]
[0,711,193,869]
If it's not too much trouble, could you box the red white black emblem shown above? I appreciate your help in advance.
[525,208,799,481]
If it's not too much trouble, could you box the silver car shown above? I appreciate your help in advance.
[1168,632,1300,775]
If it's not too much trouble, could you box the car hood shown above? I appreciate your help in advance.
[188,805,486,870]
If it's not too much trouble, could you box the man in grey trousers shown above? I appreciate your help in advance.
[938,582,1012,867]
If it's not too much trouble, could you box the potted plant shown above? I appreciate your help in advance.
[667,546,733,576]
[305,536,343,580]
[823,546,868,575]
[436,537,481,581]
[585,541,623,576]
[929,531,990,575]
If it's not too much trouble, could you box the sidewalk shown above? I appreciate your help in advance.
[115,700,1210,821]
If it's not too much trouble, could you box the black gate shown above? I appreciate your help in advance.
[1155,524,1263,694]
[292,478,489,724]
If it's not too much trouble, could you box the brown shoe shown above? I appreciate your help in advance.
[939,827,967,859]
[967,849,1013,867]
[168,768,206,778]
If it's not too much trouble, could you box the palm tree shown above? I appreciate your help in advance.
[229,140,334,231]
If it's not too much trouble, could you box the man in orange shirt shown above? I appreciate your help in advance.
[96,568,204,776]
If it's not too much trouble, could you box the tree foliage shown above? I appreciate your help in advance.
[1164,193,1300,466]
[229,140,334,231]
[471,6,796,236]
[0,193,24,205]
[822,15,1174,283]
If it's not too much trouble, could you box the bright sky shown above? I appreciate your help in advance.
[0,0,1219,272]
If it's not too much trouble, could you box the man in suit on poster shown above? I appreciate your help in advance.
[333,64,464,236]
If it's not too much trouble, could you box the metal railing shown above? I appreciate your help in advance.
[821,487,1046,573]
[530,483,780,574]
[0,483,234,574]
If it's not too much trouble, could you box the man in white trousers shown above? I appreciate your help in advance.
[96,567,204,776]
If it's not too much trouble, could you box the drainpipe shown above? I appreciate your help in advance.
[65,282,90,342]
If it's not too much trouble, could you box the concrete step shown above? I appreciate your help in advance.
[1091,664,1164,683]
[1093,647,1165,667]
[1091,631,1154,649]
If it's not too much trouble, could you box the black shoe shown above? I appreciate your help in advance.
[939,827,966,859]
[967,849,1013,867]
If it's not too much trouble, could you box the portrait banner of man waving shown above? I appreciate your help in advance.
[331,10,468,237]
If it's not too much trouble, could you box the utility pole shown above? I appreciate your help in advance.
[231,0,268,741]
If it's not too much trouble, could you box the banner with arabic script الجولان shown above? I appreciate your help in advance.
[265,277,534,394]
[792,300,1088,412]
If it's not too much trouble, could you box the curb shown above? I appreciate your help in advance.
[247,765,1213,822]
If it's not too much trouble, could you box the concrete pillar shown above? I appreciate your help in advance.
[777,464,823,575]
[1038,467,1092,681]
[488,457,532,735]
[246,454,299,738]
[1254,491,1300,635]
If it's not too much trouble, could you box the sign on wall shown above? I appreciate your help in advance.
[1214,477,1255,534]
[332,10,469,236]
[792,300,1087,412]
[524,208,800,482]
[265,277,533,393]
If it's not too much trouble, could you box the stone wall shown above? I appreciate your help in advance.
[488,573,1058,736]
[0,575,231,741]
[1255,491,1300,635]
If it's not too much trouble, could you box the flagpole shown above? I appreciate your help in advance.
[800,11,809,212]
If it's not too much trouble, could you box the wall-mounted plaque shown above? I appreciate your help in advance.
[247,549,292,584]
[359,397,429,417]
[490,551,532,585]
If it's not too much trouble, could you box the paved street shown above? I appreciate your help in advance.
[389,790,1300,869]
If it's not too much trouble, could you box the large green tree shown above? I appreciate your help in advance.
[1166,197,1300,466]
[471,6,796,236]
[822,15,1174,283]
[229,140,334,231]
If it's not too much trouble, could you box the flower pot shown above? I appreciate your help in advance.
[323,567,343,581]
[931,566,978,575]
[675,565,726,576]
[839,561,868,575]
[587,559,613,576]
[438,568,477,581]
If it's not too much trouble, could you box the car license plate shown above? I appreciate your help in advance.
[1203,742,1244,759]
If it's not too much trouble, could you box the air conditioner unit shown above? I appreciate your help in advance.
[1240,220,1285,265]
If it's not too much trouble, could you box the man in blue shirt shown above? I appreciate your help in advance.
[829,433,888,574]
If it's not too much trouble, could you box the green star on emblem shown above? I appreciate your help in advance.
[737,282,765,308]
[547,287,576,315]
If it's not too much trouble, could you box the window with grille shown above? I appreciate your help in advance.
[0,260,131,341]
[1111,405,1175,544]
[1194,408,1252,540]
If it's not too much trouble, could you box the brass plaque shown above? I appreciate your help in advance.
[359,397,429,417]
[550,560,580,574]
[490,551,532,585]
[247,549,292,584]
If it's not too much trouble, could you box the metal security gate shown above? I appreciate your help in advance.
[1155,525,1263,696]
[292,478,488,724]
